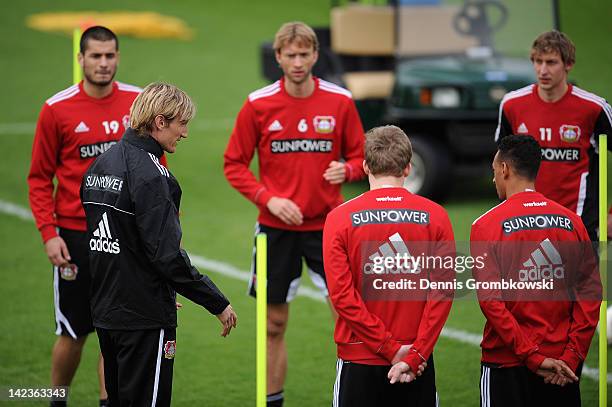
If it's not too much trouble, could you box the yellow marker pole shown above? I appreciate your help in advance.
[256,233,267,407]
[73,28,82,84]
[599,134,608,407]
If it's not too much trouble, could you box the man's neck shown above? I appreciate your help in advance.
[537,81,568,103]
[284,75,315,98]
[369,175,404,190]
[504,180,536,199]
[83,80,114,99]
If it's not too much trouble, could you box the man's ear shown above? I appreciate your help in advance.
[77,53,84,69]
[153,115,166,130]
[363,160,369,175]
[403,163,411,178]
[501,161,511,180]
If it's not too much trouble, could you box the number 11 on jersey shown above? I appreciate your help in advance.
[539,127,552,141]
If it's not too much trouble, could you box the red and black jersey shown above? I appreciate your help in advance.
[28,81,167,243]
[470,191,601,373]
[495,84,612,240]
[323,187,454,374]
[224,77,365,231]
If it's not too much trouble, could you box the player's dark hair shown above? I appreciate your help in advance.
[497,135,541,181]
[80,26,118,54]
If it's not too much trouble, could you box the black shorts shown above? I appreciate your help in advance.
[52,228,94,338]
[97,327,176,407]
[248,223,328,304]
[480,363,581,407]
[333,356,438,407]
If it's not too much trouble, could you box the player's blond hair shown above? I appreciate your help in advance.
[273,21,319,53]
[365,125,412,177]
[530,30,576,66]
[130,82,195,136]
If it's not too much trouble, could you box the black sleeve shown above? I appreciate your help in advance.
[133,176,230,315]
[593,108,612,151]
[494,109,512,143]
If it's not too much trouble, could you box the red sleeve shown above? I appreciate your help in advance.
[323,212,401,362]
[402,211,455,373]
[27,103,60,243]
[470,222,545,372]
[341,100,366,182]
[223,100,273,207]
[560,220,602,372]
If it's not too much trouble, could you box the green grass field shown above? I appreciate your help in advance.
[0,1,611,405]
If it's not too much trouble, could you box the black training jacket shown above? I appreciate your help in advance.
[81,127,229,330]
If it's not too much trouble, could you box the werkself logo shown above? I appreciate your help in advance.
[89,212,120,254]
[518,238,564,281]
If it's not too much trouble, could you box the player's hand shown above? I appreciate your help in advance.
[391,344,412,365]
[323,161,347,185]
[266,197,303,225]
[216,304,237,337]
[387,361,416,384]
[176,302,183,310]
[536,358,578,386]
[45,236,71,267]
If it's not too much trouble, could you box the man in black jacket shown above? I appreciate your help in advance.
[81,82,237,406]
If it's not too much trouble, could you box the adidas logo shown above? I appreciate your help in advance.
[517,122,528,134]
[363,232,421,275]
[89,212,120,254]
[518,238,564,281]
[74,121,90,133]
[268,120,283,131]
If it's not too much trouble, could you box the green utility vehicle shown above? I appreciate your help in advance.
[261,1,557,199]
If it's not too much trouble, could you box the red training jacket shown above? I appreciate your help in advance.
[323,187,455,374]
[224,77,365,231]
[470,191,601,373]
[495,84,612,240]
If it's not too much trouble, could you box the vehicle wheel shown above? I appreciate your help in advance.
[403,135,452,201]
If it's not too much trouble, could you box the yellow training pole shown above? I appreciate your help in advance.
[256,233,267,407]
[599,134,607,407]
[73,28,82,84]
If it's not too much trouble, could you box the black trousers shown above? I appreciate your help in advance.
[333,356,438,407]
[97,328,176,407]
[480,363,581,407]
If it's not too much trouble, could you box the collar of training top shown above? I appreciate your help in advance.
[123,127,164,158]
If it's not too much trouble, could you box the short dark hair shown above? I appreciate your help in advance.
[80,26,118,54]
[497,135,541,180]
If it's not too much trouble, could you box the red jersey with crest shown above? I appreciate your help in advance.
[224,77,365,231]
[495,84,612,239]
[323,187,454,373]
[28,81,166,242]
[470,191,600,373]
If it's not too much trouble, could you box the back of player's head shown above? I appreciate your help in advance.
[497,135,541,181]
[273,21,319,53]
[130,82,195,135]
[530,30,575,66]
[80,26,119,54]
[365,125,412,177]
